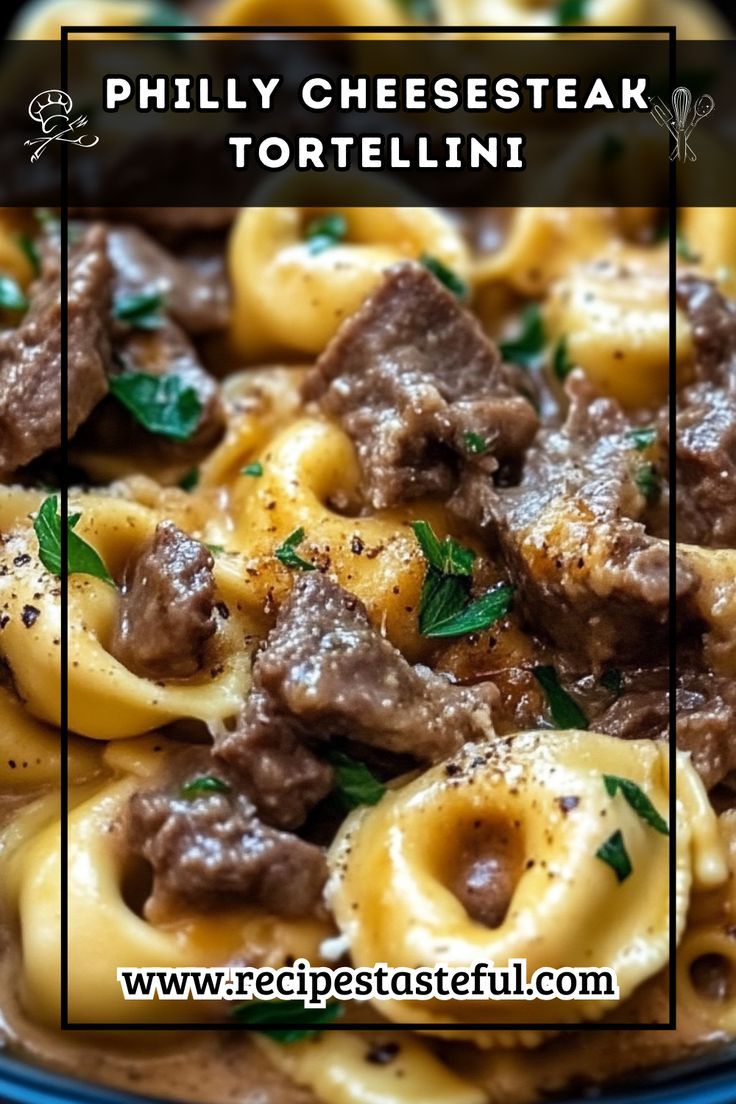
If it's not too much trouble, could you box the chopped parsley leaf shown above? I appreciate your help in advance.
[463,431,489,456]
[533,666,588,730]
[627,426,657,452]
[499,303,545,368]
[16,232,40,276]
[0,275,28,312]
[421,582,514,638]
[552,336,574,381]
[241,462,263,477]
[603,775,669,835]
[179,467,200,492]
[326,750,385,810]
[555,0,591,25]
[420,254,468,300]
[676,234,701,263]
[411,520,475,577]
[305,213,347,256]
[393,0,438,18]
[596,829,632,882]
[113,290,165,331]
[231,999,343,1042]
[181,776,231,799]
[109,370,202,442]
[634,462,662,505]
[33,495,115,587]
[275,527,315,572]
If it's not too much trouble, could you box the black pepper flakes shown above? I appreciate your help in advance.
[21,605,40,628]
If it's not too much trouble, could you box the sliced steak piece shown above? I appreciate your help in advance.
[215,574,497,778]
[451,372,698,665]
[108,225,229,335]
[127,751,327,918]
[671,277,736,549]
[302,262,538,509]
[0,224,111,475]
[110,521,216,680]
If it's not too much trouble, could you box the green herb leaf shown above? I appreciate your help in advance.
[327,750,385,810]
[499,303,545,368]
[552,336,574,381]
[113,290,165,331]
[109,371,202,442]
[596,829,632,882]
[306,213,347,256]
[420,254,468,300]
[634,462,662,505]
[181,776,231,799]
[393,0,438,18]
[533,666,588,729]
[599,668,622,696]
[204,544,225,556]
[412,520,475,577]
[555,0,590,25]
[178,467,199,492]
[242,462,263,477]
[16,232,40,276]
[463,431,489,456]
[423,582,514,638]
[0,275,28,312]
[275,527,315,572]
[418,568,470,636]
[231,999,343,1042]
[627,426,656,452]
[33,496,115,586]
[676,233,701,263]
[603,775,669,835]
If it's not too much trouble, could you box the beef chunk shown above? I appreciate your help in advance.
[449,824,518,929]
[0,224,111,475]
[672,277,736,549]
[110,521,216,680]
[108,225,229,334]
[127,752,326,918]
[303,263,538,509]
[451,373,698,664]
[215,575,497,778]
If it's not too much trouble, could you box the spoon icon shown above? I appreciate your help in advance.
[672,92,715,162]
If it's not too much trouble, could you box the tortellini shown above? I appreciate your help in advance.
[328,731,726,1041]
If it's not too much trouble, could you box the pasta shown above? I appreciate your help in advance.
[0,3,735,1104]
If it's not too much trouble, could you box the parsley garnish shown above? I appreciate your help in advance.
[533,666,588,730]
[109,371,202,441]
[596,829,632,882]
[204,544,225,556]
[463,431,489,456]
[552,336,574,380]
[275,527,315,572]
[33,496,115,587]
[179,467,199,492]
[0,275,28,312]
[634,462,662,505]
[231,999,343,1041]
[499,303,545,368]
[181,776,231,799]
[676,234,701,263]
[599,668,622,696]
[627,426,656,452]
[393,0,438,20]
[327,750,385,810]
[113,290,165,331]
[420,254,468,300]
[413,521,512,637]
[17,233,40,276]
[306,213,347,256]
[603,775,669,835]
[555,0,590,24]
[411,521,475,577]
[242,462,263,477]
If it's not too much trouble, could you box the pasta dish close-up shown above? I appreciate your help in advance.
[0,2,735,1104]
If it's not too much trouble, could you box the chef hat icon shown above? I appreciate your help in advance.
[28,90,73,134]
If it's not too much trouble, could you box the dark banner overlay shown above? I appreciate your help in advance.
[0,40,732,206]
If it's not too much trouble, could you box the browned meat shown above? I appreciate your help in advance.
[303,263,538,509]
[215,574,497,775]
[449,824,519,929]
[108,225,229,334]
[672,277,736,549]
[0,224,111,475]
[127,751,327,918]
[451,373,698,664]
[110,521,216,680]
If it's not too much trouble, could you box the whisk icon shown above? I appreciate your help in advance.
[649,86,715,162]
